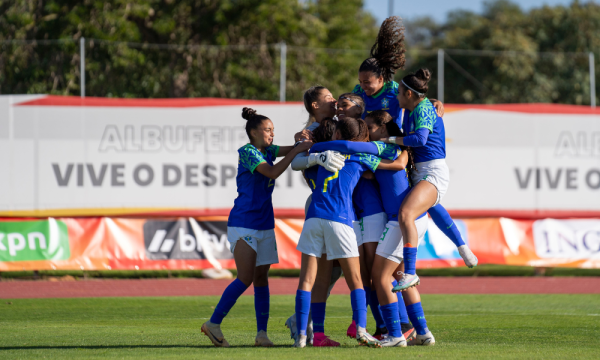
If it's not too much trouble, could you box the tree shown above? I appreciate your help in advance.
[0,0,377,100]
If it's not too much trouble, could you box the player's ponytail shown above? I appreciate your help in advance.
[338,117,369,142]
[359,16,406,83]
[241,107,269,139]
[303,85,327,128]
[401,68,432,97]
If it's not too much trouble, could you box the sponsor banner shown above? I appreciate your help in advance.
[1,216,599,271]
[1,96,600,218]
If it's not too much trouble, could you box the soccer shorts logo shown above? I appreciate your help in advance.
[379,227,390,243]
[242,236,253,244]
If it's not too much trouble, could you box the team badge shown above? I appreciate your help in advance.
[381,98,389,109]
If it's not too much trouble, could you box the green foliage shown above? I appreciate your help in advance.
[404,0,600,104]
[1,295,599,358]
[0,0,376,100]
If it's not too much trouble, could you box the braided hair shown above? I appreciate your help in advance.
[359,16,406,83]
[241,107,269,139]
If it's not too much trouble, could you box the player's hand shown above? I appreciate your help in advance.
[295,140,313,152]
[309,150,345,172]
[294,129,313,142]
[431,99,445,117]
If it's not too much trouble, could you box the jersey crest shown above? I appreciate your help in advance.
[381,97,390,110]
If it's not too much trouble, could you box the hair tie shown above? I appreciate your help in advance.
[339,96,363,111]
[401,79,425,97]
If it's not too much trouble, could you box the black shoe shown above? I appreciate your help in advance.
[401,323,416,341]
[373,326,388,340]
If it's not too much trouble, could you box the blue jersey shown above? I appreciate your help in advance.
[353,178,384,220]
[353,81,402,124]
[403,98,446,163]
[228,144,279,230]
[306,149,381,227]
[304,166,319,193]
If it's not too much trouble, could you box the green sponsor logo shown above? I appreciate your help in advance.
[0,219,70,262]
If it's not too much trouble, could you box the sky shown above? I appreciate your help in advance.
[364,0,593,23]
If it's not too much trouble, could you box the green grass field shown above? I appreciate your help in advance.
[1,294,599,359]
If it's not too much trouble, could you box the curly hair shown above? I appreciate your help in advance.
[359,16,406,83]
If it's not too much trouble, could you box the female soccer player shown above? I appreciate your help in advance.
[294,117,383,348]
[353,16,476,269]
[202,108,312,348]
[381,69,451,292]
[366,110,435,346]
[295,86,337,142]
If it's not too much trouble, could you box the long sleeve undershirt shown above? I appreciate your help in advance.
[401,128,430,147]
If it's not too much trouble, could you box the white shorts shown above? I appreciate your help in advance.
[353,220,363,246]
[410,159,449,207]
[227,227,279,266]
[359,212,388,245]
[375,216,429,264]
[297,218,359,260]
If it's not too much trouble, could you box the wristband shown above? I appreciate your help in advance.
[388,136,397,144]
[294,140,303,147]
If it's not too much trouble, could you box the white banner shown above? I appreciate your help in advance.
[1,96,599,217]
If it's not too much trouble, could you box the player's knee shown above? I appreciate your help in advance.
[399,207,416,225]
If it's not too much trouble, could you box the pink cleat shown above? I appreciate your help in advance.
[312,333,340,347]
[346,320,357,339]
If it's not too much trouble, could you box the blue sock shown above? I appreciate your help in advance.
[369,290,386,329]
[396,290,410,324]
[350,289,367,329]
[428,204,465,247]
[295,290,311,336]
[210,278,248,324]
[254,286,270,332]
[364,286,371,327]
[311,302,326,333]
[406,302,429,335]
[380,302,401,337]
[403,247,418,275]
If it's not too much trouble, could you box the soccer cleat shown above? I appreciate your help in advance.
[255,330,274,347]
[285,314,298,340]
[312,333,340,347]
[356,327,382,348]
[401,323,417,342]
[346,320,357,339]
[373,326,388,340]
[409,331,436,346]
[458,245,478,268]
[293,334,307,348]
[201,321,230,348]
[392,272,420,292]
[380,335,407,347]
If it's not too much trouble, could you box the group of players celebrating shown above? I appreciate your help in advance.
[201,16,478,349]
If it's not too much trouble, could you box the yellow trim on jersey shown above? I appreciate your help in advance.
[310,179,316,190]
[323,171,339,192]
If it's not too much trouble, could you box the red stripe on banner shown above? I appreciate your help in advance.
[446,103,600,114]
[15,95,301,108]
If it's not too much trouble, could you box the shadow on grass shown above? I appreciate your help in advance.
[0,344,291,350]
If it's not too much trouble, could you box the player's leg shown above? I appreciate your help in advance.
[310,255,339,347]
[253,264,273,347]
[363,241,387,338]
[428,204,478,267]
[202,237,256,347]
[396,182,437,291]
[371,255,407,347]
[392,263,416,341]
[295,253,319,347]
[401,286,435,346]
